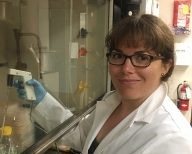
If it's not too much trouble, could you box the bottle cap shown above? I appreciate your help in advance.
[0,126,12,136]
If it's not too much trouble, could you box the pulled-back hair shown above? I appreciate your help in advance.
[105,14,175,81]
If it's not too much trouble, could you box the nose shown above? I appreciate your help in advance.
[121,58,135,72]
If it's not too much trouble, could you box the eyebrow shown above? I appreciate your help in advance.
[113,49,149,55]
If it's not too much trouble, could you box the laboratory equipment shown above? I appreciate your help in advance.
[0,126,19,154]
[7,68,36,101]
[1,0,110,152]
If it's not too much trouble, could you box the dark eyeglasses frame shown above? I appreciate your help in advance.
[106,49,164,68]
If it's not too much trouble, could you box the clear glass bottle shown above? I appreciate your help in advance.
[0,126,19,154]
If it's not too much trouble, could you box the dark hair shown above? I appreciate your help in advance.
[105,14,175,81]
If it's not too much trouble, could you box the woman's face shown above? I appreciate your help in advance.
[109,46,170,104]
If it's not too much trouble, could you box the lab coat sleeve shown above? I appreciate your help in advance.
[31,93,73,132]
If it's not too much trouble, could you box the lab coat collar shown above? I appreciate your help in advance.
[82,92,122,153]
[93,91,122,130]
[134,82,167,123]
[83,83,168,153]
[101,82,168,124]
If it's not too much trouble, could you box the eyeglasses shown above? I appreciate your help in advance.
[106,49,164,68]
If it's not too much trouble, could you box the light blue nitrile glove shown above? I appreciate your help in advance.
[14,79,47,106]
[26,79,47,103]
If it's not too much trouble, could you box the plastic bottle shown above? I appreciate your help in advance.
[0,126,18,154]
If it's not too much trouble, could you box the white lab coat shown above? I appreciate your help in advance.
[31,93,73,131]
[32,83,192,154]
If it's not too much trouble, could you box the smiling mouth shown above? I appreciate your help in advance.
[118,79,140,85]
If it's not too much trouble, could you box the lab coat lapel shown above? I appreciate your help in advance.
[93,83,168,154]
[83,83,168,153]
[82,92,121,153]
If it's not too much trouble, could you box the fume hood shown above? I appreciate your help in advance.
[0,0,110,153]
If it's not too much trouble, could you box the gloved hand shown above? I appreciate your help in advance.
[13,79,47,105]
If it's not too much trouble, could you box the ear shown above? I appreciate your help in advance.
[162,59,172,75]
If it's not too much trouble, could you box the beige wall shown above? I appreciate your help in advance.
[159,0,192,100]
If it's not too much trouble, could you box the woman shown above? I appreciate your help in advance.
[15,14,192,154]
